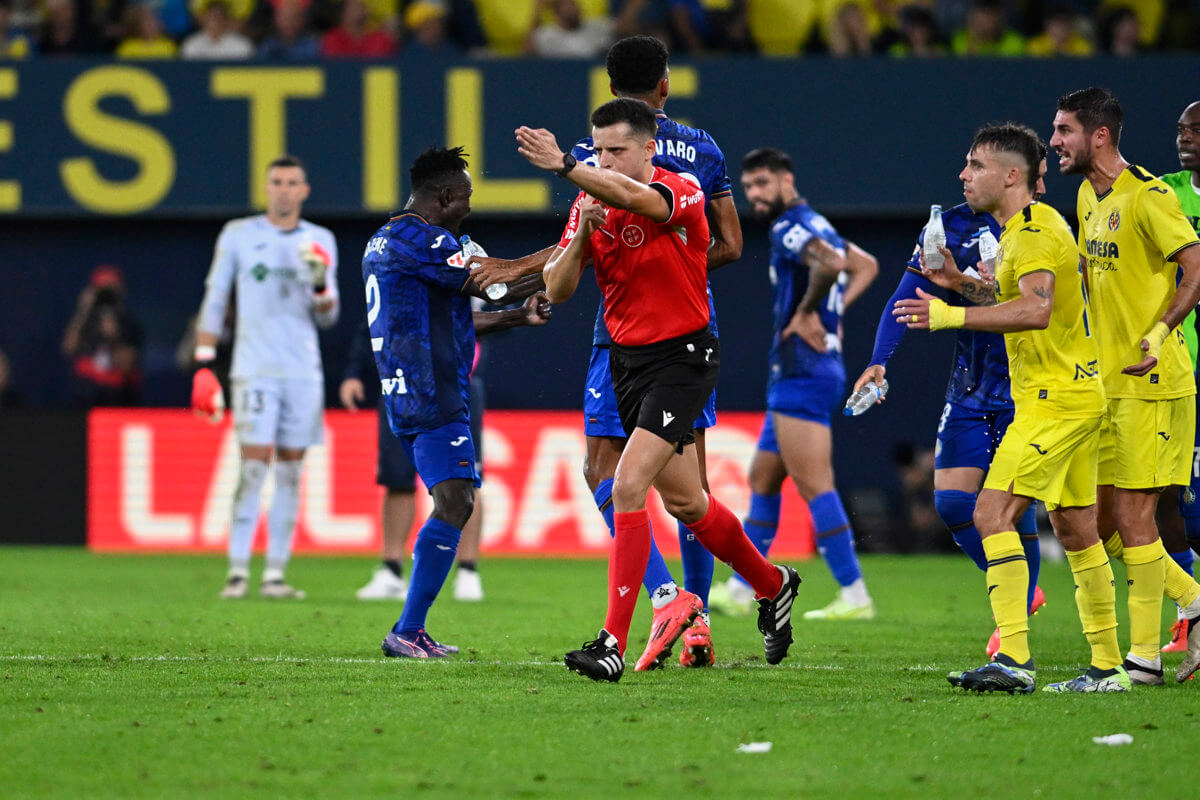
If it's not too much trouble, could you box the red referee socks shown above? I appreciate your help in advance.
[686,495,783,599]
[604,510,654,654]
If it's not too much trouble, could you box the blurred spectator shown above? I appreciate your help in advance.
[667,0,749,53]
[404,0,449,55]
[259,0,320,58]
[891,443,945,553]
[747,0,816,55]
[1026,4,1091,57]
[1099,5,1141,56]
[0,0,32,57]
[950,0,1023,56]
[158,0,193,37]
[1099,0,1161,47]
[180,0,254,57]
[61,265,143,408]
[115,3,178,57]
[0,346,25,410]
[525,0,612,58]
[826,1,872,56]
[39,0,102,56]
[321,0,397,57]
[882,4,944,57]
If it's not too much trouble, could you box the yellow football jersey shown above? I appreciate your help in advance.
[1077,165,1200,400]
[996,201,1105,418]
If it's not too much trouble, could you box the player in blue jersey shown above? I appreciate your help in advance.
[731,147,880,620]
[852,154,1051,654]
[475,35,743,670]
[362,147,550,658]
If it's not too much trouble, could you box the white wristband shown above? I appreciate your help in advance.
[194,344,217,363]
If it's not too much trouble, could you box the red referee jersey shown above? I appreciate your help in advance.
[559,167,711,346]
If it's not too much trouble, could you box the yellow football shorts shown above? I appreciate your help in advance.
[983,410,1101,510]
[1097,395,1196,489]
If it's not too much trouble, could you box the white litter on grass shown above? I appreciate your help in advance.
[1092,734,1133,746]
[736,742,773,754]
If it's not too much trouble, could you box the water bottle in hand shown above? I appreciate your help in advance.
[462,235,507,301]
[977,226,999,272]
[923,205,945,270]
[843,379,889,417]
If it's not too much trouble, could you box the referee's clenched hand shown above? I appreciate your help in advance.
[516,127,565,171]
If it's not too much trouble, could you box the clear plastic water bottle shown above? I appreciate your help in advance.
[843,379,889,417]
[923,205,946,270]
[462,235,507,301]
[977,226,999,272]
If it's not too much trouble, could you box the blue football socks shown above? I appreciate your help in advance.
[678,519,714,610]
[935,489,987,571]
[1016,503,1041,611]
[394,518,461,635]
[810,490,861,587]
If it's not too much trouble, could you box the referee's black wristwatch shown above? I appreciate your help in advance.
[556,153,577,178]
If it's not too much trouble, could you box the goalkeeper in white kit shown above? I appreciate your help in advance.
[192,155,339,599]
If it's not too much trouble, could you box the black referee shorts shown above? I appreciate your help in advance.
[609,327,719,452]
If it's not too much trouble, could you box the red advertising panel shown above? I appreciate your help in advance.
[88,409,815,556]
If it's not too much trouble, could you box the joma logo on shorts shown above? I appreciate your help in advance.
[1074,360,1099,379]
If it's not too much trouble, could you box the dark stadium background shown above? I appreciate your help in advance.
[1,54,1195,544]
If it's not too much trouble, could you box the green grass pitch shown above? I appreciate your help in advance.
[1,547,1194,798]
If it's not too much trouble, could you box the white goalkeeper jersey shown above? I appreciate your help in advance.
[198,214,339,381]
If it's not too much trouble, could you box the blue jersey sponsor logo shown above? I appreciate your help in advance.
[361,213,475,436]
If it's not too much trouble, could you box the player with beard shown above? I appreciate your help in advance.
[733,147,879,620]
[1052,88,1200,683]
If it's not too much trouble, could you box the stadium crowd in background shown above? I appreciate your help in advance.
[60,266,143,408]
[0,0,1198,60]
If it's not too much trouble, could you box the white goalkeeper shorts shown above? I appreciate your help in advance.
[231,377,324,450]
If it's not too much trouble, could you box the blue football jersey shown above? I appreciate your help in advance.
[768,202,847,380]
[361,212,475,436]
[572,112,731,347]
[907,203,1012,410]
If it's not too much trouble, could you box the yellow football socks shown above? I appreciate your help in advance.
[1162,540,1200,609]
[1102,532,1124,561]
[1065,543,1121,670]
[1124,542,1166,662]
[982,531,1030,664]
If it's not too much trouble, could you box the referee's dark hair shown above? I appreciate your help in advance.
[741,147,794,175]
[268,154,306,174]
[591,98,658,141]
[1057,87,1123,145]
[607,35,669,96]
[971,123,1045,193]
[410,146,470,193]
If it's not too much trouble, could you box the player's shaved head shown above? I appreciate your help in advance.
[1179,102,1200,172]
[268,154,306,178]
[410,146,470,194]
[606,35,668,96]
[1057,87,1123,146]
[591,98,658,141]
[970,123,1044,193]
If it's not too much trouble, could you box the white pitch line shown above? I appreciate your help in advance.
[0,653,853,671]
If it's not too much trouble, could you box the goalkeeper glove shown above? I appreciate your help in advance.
[191,345,225,423]
[300,240,333,293]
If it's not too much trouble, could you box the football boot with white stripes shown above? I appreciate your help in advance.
[565,629,624,683]
[757,565,802,665]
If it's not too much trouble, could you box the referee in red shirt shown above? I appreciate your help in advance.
[517,98,802,682]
